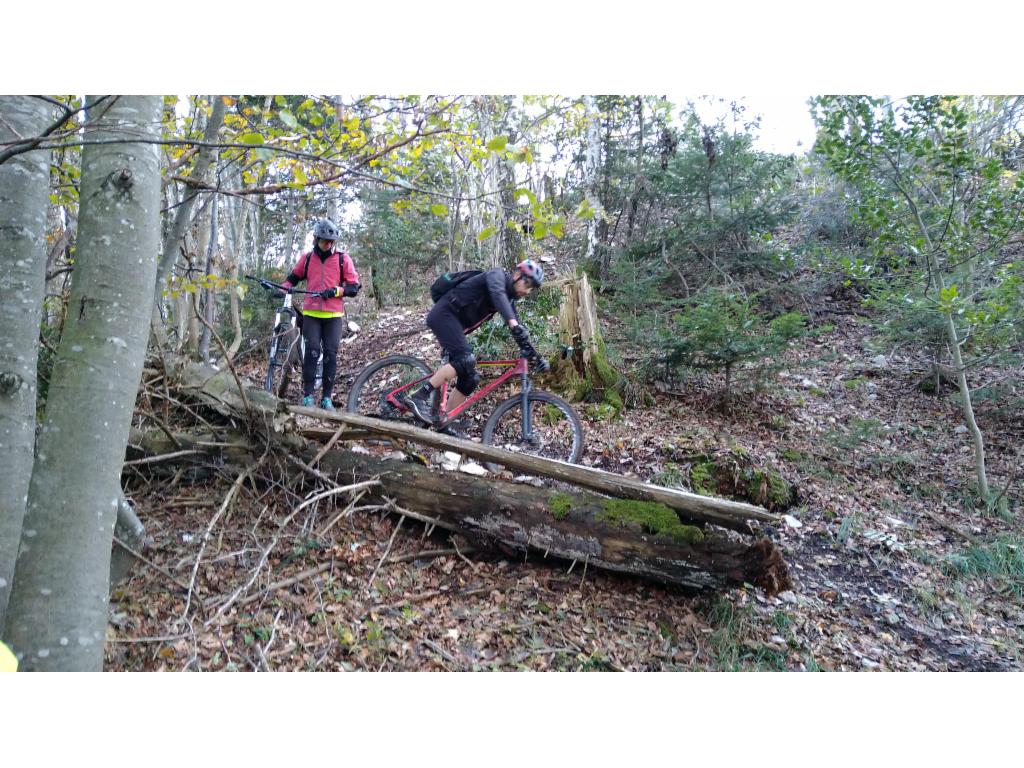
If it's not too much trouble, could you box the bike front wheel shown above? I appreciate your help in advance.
[346,354,433,420]
[482,390,584,470]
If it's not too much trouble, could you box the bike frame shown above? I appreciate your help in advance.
[384,355,533,429]
[269,292,303,363]
[247,275,326,393]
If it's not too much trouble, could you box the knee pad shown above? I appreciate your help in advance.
[451,352,479,396]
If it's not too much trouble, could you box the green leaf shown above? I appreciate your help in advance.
[486,136,509,152]
[532,222,548,240]
[576,199,595,220]
[477,226,496,242]
[430,203,449,217]
[514,188,537,205]
[239,132,265,145]
[279,110,298,128]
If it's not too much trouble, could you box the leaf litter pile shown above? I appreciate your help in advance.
[107,306,1023,671]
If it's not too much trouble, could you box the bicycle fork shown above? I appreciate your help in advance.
[520,368,533,441]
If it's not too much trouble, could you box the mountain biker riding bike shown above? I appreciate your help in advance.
[278,218,361,410]
[403,259,549,426]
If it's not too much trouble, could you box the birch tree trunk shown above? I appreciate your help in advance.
[224,187,246,358]
[0,96,56,628]
[4,95,163,670]
[583,96,605,278]
[152,96,224,346]
[198,184,219,362]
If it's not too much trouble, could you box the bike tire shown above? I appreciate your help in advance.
[481,390,584,471]
[346,354,433,418]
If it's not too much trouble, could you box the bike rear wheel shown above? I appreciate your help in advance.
[481,390,584,471]
[346,355,433,420]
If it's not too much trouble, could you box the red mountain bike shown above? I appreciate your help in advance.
[346,351,584,466]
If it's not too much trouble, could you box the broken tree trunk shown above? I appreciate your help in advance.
[151,357,791,594]
[552,273,622,409]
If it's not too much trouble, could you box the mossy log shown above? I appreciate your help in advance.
[310,449,791,595]
[146,356,790,594]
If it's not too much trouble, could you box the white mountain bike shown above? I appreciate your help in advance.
[246,275,359,398]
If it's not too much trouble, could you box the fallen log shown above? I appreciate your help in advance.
[289,406,778,533]
[308,448,791,595]
[151,357,791,594]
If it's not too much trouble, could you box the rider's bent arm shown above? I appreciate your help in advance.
[484,269,518,326]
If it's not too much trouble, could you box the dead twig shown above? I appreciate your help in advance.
[384,547,476,565]
[123,449,203,467]
[192,301,254,419]
[315,491,374,538]
[367,514,405,589]
[918,507,981,545]
[452,536,479,572]
[228,562,336,610]
[310,424,348,466]
[181,465,255,622]
[377,585,489,613]
[112,536,193,594]
[418,638,457,668]
[205,479,378,623]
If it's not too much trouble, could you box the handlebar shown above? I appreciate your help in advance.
[244,274,320,296]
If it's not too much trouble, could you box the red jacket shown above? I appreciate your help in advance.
[282,249,360,314]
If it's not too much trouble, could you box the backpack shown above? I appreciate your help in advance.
[430,269,483,303]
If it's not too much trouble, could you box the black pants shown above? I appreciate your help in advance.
[301,315,342,398]
[426,302,477,395]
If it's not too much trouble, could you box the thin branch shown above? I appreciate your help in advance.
[367,514,405,589]
[181,465,255,621]
[112,536,193,594]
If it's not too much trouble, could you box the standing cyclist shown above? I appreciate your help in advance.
[279,218,361,410]
[403,259,549,426]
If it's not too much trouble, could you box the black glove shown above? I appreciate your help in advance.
[319,288,338,299]
[342,282,361,298]
[510,324,531,350]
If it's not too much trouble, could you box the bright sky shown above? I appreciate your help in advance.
[686,95,818,155]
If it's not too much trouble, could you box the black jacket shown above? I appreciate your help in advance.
[442,268,519,332]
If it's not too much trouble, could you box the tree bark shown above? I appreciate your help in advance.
[0,96,57,628]
[4,95,163,671]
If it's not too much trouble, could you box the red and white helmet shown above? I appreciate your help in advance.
[516,259,545,287]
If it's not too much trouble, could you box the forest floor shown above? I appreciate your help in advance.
[106,301,1024,671]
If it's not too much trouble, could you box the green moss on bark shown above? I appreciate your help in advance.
[549,492,573,520]
[598,499,704,545]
